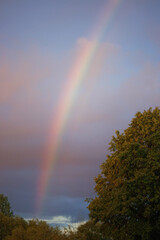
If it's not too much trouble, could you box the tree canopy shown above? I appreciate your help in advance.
[88,107,160,240]
[0,194,13,217]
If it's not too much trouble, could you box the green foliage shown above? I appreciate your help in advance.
[0,195,13,217]
[76,220,109,240]
[0,213,13,240]
[0,214,27,240]
[88,108,160,240]
[64,220,109,240]
[3,218,69,240]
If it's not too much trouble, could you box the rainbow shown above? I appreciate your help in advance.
[36,0,122,216]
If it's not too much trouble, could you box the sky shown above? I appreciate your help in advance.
[0,0,160,227]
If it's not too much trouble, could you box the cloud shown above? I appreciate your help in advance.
[25,215,86,229]
[75,38,120,81]
[43,215,87,229]
[0,47,55,170]
[0,48,51,103]
[0,38,119,169]
[67,60,160,134]
[0,38,160,222]
[117,61,160,111]
[147,23,160,50]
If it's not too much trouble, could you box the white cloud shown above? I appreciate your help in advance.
[25,215,86,229]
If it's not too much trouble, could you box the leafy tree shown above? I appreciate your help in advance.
[4,226,27,240]
[26,219,54,240]
[0,194,13,217]
[0,214,27,240]
[5,218,68,240]
[0,213,14,240]
[88,108,160,240]
[0,195,14,240]
[75,220,109,240]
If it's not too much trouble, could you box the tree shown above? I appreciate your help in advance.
[0,194,13,239]
[26,219,54,240]
[88,108,160,240]
[4,218,68,240]
[75,220,109,240]
[0,214,26,240]
[0,213,14,240]
[0,194,13,217]
[4,226,27,240]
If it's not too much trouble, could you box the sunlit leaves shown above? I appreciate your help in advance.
[88,108,160,240]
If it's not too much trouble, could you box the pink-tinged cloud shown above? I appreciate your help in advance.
[147,23,160,49]
[0,38,160,219]
[66,60,160,139]
[118,62,160,108]
[0,49,52,103]
[74,38,120,83]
